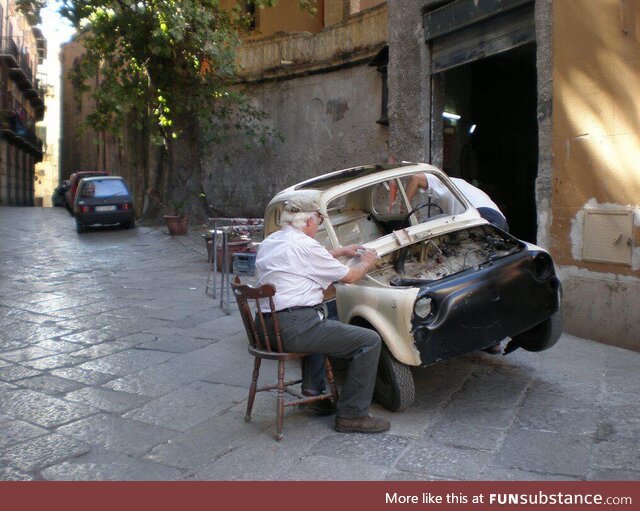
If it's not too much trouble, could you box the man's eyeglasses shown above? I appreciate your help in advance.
[314,211,324,225]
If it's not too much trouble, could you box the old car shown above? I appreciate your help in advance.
[263,163,562,411]
[74,176,135,233]
[65,171,109,213]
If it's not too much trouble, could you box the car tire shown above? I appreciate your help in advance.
[124,220,135,229]
[374,344,415,412]
[75,219,84,233]
[512,309,563,352]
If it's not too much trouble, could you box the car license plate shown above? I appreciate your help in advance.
[95,205,117,212]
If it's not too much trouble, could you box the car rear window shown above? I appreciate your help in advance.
[81,179,129,198]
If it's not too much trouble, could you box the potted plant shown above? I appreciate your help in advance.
[162,199,189,236]
[145,189,189,236]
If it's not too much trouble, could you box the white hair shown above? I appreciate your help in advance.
[280,209,315,229]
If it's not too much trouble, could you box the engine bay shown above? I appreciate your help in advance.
[368,225,522,287]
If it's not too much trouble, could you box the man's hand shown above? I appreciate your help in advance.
[330,244,365,258]
[359,248,379,266]
[340,248,380,284]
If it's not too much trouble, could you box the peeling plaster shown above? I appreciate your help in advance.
[570,198,640,270]
[537,197,552,250]
[557,264,640,286]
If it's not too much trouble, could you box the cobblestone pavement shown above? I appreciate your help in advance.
[0,206,638,481]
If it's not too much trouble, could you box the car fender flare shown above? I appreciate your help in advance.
[345,306,421,366]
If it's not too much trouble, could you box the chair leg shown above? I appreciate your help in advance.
[324,356,339,404]
[246,357,261,422]
[276,359,285,441]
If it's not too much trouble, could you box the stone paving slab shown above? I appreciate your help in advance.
[64,387,151,414]
[0,388,100,428]
[103,358,218,397]
[0,433,91,472]
[50,367,119,386]
[492,428,592,478]
[16,375,85,396]
[41,450,185,481]
[0,414,49,451]
[145,411,272,471]
[396,441,493,480]
[57,414,179,457]
[123,381,248,431]
[76,349,176,377]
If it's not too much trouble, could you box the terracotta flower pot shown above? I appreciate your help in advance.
[163,215,188,236]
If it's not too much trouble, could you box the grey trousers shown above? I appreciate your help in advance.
[267,308,381,419]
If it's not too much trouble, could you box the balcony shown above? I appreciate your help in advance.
[0,36,20,67]
[1,38,36,90]
[1,101,44,159]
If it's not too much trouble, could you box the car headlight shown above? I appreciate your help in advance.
[414,297,433,319]
[533,252,553,279]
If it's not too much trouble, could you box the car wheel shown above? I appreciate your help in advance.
[75,219,84,233]
[127,219,135,229]
[374,344,415,412]
[512,309,563,352]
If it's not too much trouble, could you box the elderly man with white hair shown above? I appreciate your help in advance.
[254,195,390,434]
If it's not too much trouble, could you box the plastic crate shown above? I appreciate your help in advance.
[232,252,257,275]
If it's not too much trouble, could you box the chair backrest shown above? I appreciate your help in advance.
[231,277,284,353]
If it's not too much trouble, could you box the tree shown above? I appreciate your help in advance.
[20,0,316,221]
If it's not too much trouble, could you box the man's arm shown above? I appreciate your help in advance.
[340,249,379,284]
[405,173,427,203]
[330,244,364,258]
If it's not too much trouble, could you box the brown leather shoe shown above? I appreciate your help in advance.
[335,414,390,434]
[299,398,336,415]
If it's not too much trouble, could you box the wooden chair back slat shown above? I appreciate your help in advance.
[232,278,283,353]
[270,296,285,353]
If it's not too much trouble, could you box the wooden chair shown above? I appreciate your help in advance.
[231,277,338,441]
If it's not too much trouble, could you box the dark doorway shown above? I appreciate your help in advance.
[434,43,538,242]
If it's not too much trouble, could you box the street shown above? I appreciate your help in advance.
[0,206,638,480]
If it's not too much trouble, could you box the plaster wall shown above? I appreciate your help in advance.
[552,0,640,348]
[201,64,389,218]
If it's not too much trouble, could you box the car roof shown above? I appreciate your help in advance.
[264,162,486,248]
[79,176,126,183]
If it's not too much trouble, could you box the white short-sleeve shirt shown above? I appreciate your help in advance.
[255,226,349,311]
[422,174,502,214]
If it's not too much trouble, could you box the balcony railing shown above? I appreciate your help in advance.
[0,36,20,65]
[0,99,44,156]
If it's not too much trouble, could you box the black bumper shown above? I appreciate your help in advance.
[77,211,134,226]
[412,250,561,366]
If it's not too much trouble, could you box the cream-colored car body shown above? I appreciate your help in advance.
[263,163,489,367]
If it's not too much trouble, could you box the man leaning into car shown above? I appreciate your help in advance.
[254,195,390,434]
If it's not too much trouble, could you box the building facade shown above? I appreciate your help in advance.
[0,0,46,206]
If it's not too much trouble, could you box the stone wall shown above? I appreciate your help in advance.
[201,64,389,218]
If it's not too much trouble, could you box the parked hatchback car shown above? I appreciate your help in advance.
[65,171,109,213]
[74,176,135,233]
[264,163,562,411]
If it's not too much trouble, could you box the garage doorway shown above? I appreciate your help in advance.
[433,44,538,242]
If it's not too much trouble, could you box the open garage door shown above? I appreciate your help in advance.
[424,0,538,242]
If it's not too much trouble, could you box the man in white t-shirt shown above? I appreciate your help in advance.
[255,195,390,433]
[406,173,509,231]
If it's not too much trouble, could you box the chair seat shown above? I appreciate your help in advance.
[248,346,308,361]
